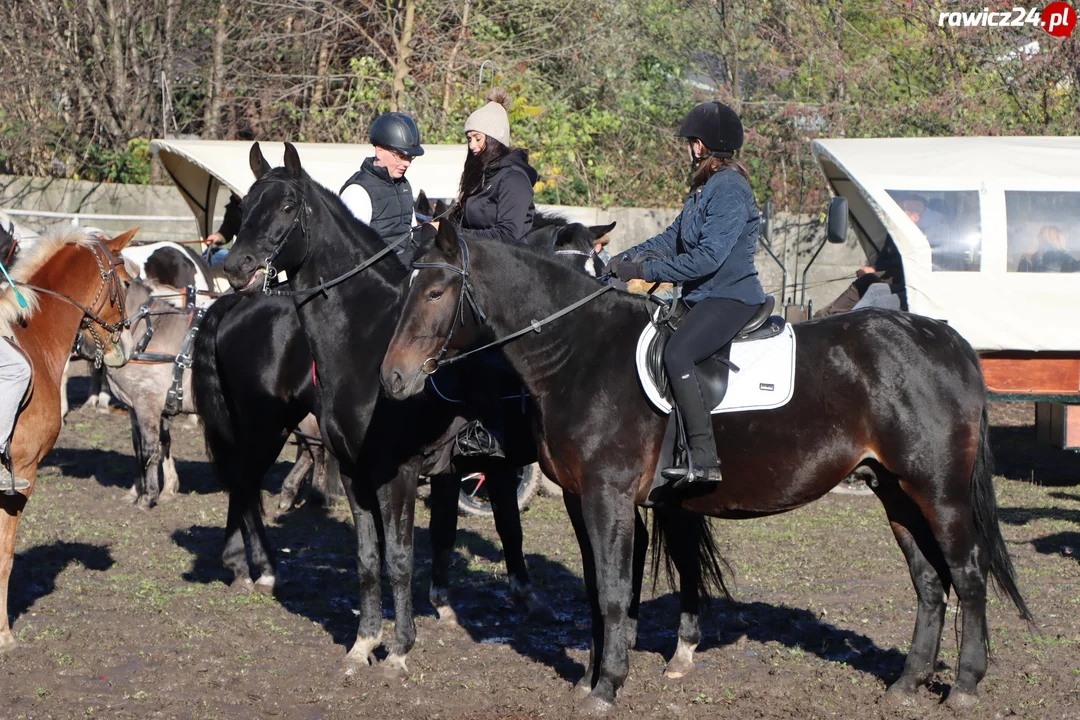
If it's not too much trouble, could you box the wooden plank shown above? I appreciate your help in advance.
[980,357,1080,394]
[1068,405,1080,449]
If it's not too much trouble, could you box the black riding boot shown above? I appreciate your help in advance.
[661,367,722,487]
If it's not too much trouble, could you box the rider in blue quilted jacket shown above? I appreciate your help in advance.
[609,101,765,486]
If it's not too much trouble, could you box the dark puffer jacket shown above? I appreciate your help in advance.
[629,167,765,306]
[459,149,538,244]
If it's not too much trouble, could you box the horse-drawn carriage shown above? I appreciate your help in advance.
[811,136,1080,449]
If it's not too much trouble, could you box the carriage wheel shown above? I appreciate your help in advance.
[457,463,540,517]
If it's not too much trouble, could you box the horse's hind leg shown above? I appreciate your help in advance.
[489,467,551,620]
[428,474,461,622]
[878,481,951,704]
[221,487,254,588]
[160,416,180,499]
[653,507,703,679]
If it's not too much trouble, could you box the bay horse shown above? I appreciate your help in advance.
[218,142,554,675]
[0,228,136,653]
[379,225,1033,712]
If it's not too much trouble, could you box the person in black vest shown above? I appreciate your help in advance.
[340,112,425,260]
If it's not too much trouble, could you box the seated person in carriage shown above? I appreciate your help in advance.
[1017,225,1079,273]
[202,192,243,266]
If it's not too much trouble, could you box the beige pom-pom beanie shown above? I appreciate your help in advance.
[464,88,512,148]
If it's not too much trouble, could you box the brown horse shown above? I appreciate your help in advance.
[381,226,1033,712]
[0,228,136,653]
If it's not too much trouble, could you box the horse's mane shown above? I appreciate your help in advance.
[532,210,568,229]
[0,229,104,336]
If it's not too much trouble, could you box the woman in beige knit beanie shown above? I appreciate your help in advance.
[451,88,538,247]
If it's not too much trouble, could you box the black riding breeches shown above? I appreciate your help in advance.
[663,297,760,382]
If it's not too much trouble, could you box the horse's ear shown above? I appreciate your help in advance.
[107,227,139,252]
[435,220,457,255]
[415,189,430,215]
[283,142,302,178]
[588,221,617,240]
[250,142,271,179]
[435,199,448,216]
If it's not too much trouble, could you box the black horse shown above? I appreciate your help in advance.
[217,142,592,676]
[380,226,1033,712]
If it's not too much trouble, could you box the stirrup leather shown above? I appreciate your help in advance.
[454,419,505,458]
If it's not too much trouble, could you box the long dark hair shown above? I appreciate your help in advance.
[690,155,750,191]
[452,138,511,221]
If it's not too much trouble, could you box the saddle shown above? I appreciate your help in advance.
[645,295,785,410]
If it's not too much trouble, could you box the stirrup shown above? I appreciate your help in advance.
[662,463,723,489]
[0,466,30,495]
[454,419,505,458]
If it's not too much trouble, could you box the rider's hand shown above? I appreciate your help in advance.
[608,260,645,282]
[203,232,227,247]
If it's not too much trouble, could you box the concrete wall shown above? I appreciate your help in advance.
[1,175,868,313]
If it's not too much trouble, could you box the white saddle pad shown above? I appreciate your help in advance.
[635,316,797,415]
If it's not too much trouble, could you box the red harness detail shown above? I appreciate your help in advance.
[312,360,317,387]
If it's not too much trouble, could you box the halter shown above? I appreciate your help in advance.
[259,196,311,295]
[411,235,613,375]
[18,237,130,368]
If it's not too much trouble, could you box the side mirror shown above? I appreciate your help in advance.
[826,196,849,244]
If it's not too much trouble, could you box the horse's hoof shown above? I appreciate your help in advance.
[230,577,255,593]
[0,631,18,655]
[524,595,557,623]
[254,576,276,595]
[572,678,593,698]
[134,497,154,511]
[946,690,979,710]
[434,604,459,625]
[576,694,615,715]
[882,685,920,708]
[334,659,366,678]
[374,654,409,681]
[157,492,177,505]
[662,659,694,679]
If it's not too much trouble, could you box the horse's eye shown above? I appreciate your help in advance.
[282,204,294,213]
[427,289,444,301]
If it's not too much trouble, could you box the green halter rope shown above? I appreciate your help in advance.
[0,259,28,308]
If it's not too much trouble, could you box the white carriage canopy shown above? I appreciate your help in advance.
[150,139,468,239]
[812,136,1080,353]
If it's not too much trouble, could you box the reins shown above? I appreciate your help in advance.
[413,236,614,374]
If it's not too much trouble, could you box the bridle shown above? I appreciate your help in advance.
[20,237,131,368]
[411,235,613,375]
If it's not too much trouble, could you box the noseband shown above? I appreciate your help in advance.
[411,237,486,374]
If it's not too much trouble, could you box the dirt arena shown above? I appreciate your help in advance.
[2,371,1078,719]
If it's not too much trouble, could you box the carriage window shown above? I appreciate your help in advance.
[1005,191,1080,273]
[885,190,982,272]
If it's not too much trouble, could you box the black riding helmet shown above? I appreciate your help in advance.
[369,112,425,157]
[677,101,743,158]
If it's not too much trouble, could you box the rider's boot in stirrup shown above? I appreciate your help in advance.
[662,367,723,488]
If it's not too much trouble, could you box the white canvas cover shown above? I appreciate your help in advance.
[811,137,1080,352]
[150,139,468,238]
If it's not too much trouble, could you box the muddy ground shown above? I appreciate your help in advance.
[2,369,1079,719]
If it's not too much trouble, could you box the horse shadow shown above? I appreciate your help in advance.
[169,501,590,675]
[8,541,114,623]
[1002,492,1080,566]
[990,425,1080,487]
[40,446,294,497]
[633,594,907,684]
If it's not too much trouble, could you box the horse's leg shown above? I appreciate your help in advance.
[377,458,420,677]
[240,475,276,593]
[0,493,28,653]
[878,482,950,705]
[428,473,461,622]
[628,507,648,659]
[653,506,702,679]
[577,483,638,711]
[86,364,110,410]
[562,491,603,697]
[337,468,385,675]
[221,482,254,589]
[159,416,180,500]
[310,443,328,497]
[59,359,70,422]
[278,442,312,510]
[489,467,551,619]
[131,403,162,509]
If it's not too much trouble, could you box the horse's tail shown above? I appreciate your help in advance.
[192,293,243,490]
[650,506,733,604]
[970,404,1034,625]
